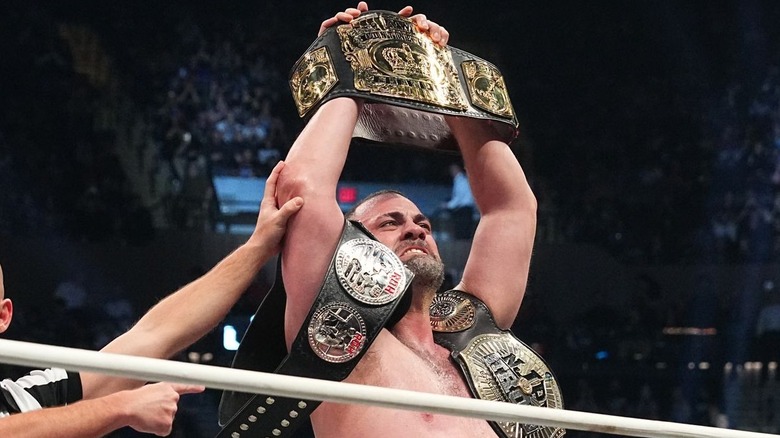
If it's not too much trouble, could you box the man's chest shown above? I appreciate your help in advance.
[351,333,472,398]
[311,337,498,438]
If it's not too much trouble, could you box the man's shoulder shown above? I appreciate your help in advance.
[4,368,70,388]
[1,368,80,413]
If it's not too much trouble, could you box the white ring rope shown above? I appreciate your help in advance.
[0,339,772,438]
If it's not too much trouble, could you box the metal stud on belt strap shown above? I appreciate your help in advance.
[220,397,311,438]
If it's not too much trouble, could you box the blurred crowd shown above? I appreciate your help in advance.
[531,60,780,266]
[2,4,780,266]
[151,18,289,180]
[3,2,780,435]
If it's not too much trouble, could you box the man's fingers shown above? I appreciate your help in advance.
[319,17,339,35]
[410,14,429,31]
[335,11,355,22]
[439,26,450,45]
[410,14,448,46]
[170,383,206,395]
[320,4,444,47]
[264,161,285,197]
[278,197,304,219]
[319,9,361,36]
[427,21,443,44]
[344,7,362,17]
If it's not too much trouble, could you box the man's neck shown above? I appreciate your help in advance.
[392,315,439,357]
[392,286,438,350]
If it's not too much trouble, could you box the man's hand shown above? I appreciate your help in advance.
[318,2,368,35]
[122,382,205,436]
[249,160,304,252]
[318,2,449,46]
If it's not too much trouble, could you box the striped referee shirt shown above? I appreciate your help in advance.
[0,368,82,416]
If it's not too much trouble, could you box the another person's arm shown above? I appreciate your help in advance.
[81,161,302,398]
[0,382,203,438]
[449,118,537,329]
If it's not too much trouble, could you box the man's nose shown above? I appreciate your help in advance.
[403,222,427,240]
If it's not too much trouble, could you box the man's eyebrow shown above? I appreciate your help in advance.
[414,213,431,223]
[373,212,430,223]
[377,211,405,221]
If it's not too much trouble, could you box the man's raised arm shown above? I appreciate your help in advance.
[276,97,362,346]
[450,118,537,329]
[273,4,379,348]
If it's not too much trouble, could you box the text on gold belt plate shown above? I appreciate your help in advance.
[337,12,468,111]
[458,333,565,438]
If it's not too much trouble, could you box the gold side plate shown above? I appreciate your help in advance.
[290,46,339,117]
[462,60,515,119]
[430,290,476,332]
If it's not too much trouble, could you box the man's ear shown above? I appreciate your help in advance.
[0,299,13,334]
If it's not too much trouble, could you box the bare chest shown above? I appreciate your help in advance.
[311,333,497,438]
[367,339,470,397]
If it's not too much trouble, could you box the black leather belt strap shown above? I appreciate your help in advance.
[431,290,566,438]
[288,10,519,151]
[216,220,413,438]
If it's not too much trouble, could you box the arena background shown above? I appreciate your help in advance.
[2,1,780,436]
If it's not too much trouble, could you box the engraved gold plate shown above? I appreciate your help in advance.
[290,46,339,117]
[462,60,515,119]
[430,290,476,332]
[457,333,565,438]
[337,11,468,111]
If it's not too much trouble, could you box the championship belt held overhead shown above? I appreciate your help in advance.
[289,10,519,151]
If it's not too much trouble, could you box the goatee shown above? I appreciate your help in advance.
[405,255,445,292]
